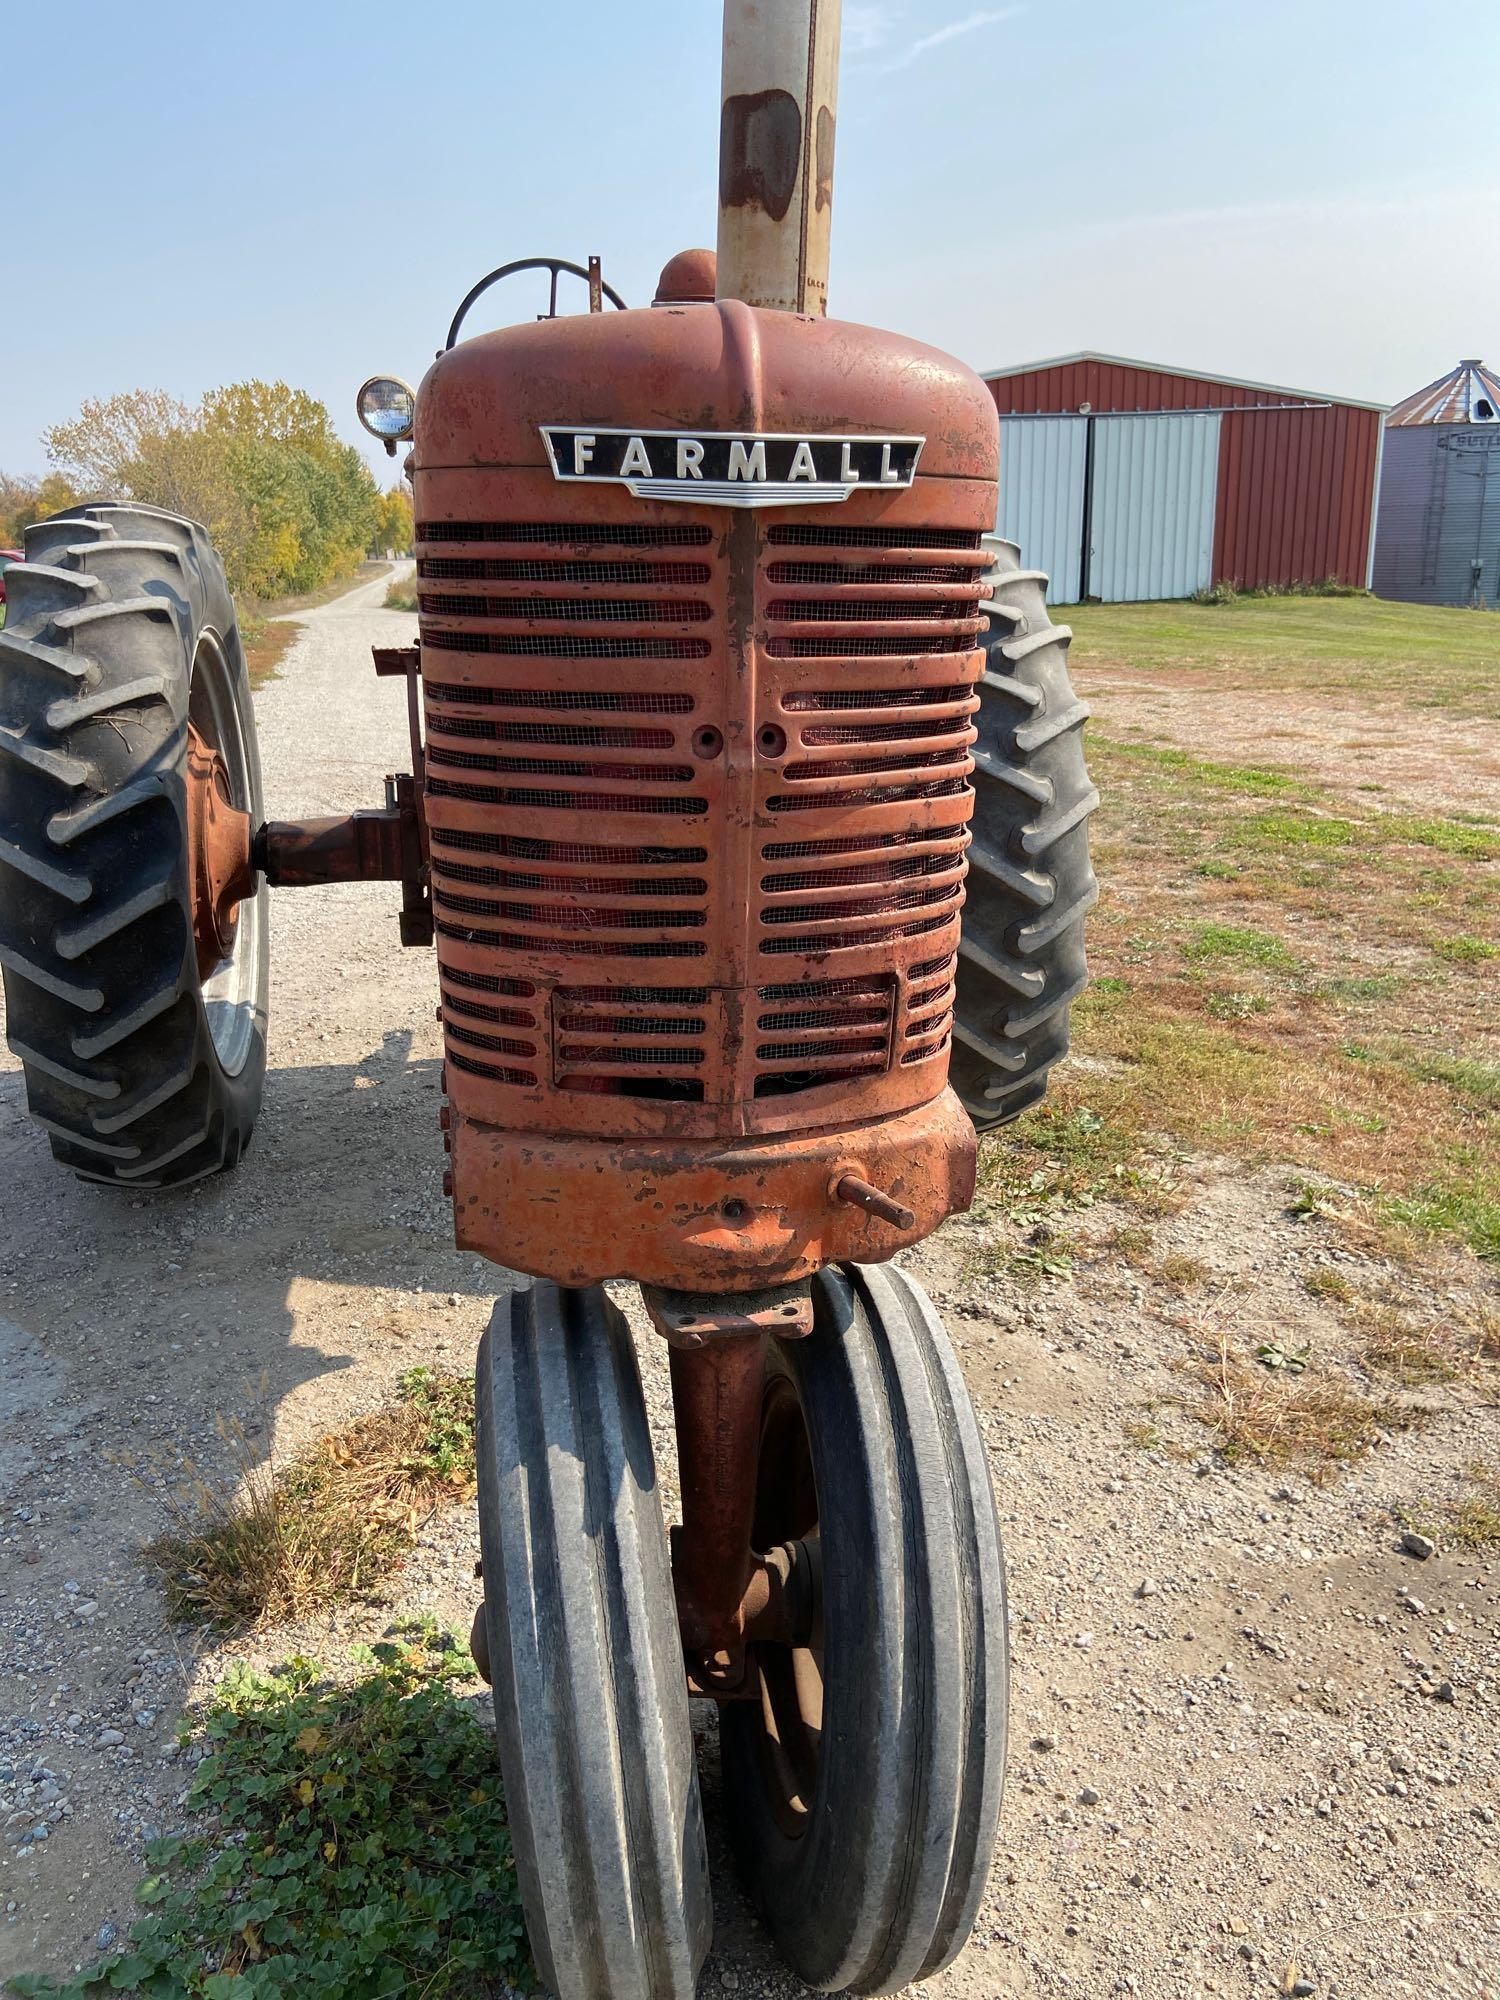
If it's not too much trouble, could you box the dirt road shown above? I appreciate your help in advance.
[1,575,1496,1998]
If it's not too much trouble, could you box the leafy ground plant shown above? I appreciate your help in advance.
[11,1629,528,2000]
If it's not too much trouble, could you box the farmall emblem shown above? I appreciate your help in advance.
[540,426,924,507]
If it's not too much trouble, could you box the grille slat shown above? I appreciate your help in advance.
[766,560,987,586]
[426,715,678,750]
[434,889,706,932]
[427,683,694,714]
[766,777,970,812]
[421,557,711,585]
[762,851,964,893]
[428,777,708,815]
[782,683,970,712]
[421,593,711,624]
[767,598,981,624]
[433,857,707,898]
[437,920,707,960]
[767,634,978,658]
[782,748,972,784]
[798,714,976,748]
[427,745,695,783]
[765,525,984,550]
[432,829,706,866]
[419,520,713,547]
[422,631,711,659]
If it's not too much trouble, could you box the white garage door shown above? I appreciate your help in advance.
[1087,413,1221,602]
[997,417,1088,605]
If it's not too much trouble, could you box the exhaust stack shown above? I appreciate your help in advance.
[716,0,842,314]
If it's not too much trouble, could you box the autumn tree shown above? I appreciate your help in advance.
[0,471,85,545]
[40,381,379,601]
[374,486,414,554]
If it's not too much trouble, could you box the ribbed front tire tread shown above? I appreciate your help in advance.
[475,1282,712,2000]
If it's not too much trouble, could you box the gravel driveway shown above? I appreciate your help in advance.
[1,571,1496,1998]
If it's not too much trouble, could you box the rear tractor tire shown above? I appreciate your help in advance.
[952,533,1098,1132]
[0,502,267,1187]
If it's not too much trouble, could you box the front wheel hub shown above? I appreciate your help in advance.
[186,722,254,982]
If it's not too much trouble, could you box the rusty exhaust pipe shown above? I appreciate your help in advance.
[716,0,842,314]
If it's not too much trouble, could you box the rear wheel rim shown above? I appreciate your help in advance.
[188,631,262,1077]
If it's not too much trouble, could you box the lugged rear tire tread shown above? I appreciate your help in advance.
[0,501,266,1187]
[953,534,1097,1131]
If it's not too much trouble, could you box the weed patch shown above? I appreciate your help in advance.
[1186,1335,1411,1475]
[1377,1178,1500,1265]
[1432,934,1498,964]
[1357,1305,1459,1387]
[1400,1464,1500,1552]
[1092,736,1305,797]
[1303,1269,1354,1304]
[149,1369,476,1629]
[10,1628,529,2000]
[384,574,418,611]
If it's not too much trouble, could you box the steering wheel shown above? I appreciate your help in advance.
[444,257,627,352]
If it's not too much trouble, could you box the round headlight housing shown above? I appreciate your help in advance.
[356,375,416,442]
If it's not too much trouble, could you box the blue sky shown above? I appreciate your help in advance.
[3,0,1495,478]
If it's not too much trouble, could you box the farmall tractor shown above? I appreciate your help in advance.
[0,4,1095,1992]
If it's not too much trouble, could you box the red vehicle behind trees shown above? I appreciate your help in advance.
[0,551,20,604]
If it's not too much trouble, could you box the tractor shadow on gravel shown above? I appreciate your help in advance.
[0,1026,504,1554]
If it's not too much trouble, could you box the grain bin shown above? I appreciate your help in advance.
[1371,360,1500,607]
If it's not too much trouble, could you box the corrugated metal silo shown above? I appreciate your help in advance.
[1371,361,1500,607]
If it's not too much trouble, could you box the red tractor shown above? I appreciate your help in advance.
[0,549,21,605]
[0,5,1094,1993]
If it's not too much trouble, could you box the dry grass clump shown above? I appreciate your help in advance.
[1186,1333,1412,1476]
[1355,1304,1460,1387]
[149,1368,474,1629]
[1401,1463,1500,1552]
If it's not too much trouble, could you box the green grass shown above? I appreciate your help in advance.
[10,1628,529,2000]
[1433,934,1498,963]
[1238,811,1357,851]
[1092,736,1307,796]
[1183,922,1298,969]
[384,575,418,611]
[1064,594,1500,720]
[1378,1179,1500,1264]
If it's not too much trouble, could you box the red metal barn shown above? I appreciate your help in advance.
[981,351,1387,603]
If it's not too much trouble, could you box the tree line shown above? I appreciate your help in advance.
[1,381,411,599]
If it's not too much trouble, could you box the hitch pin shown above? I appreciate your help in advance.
[833,1173,916,1231]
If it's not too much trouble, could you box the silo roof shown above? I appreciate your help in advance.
[1387,359,1500,426]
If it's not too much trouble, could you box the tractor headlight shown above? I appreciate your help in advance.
[356,375,417,443]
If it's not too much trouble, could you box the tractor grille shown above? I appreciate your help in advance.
[418,506,983,1126]
[553,984,710,1102]
[753,975,897,1097]
[748,523,983,1094]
